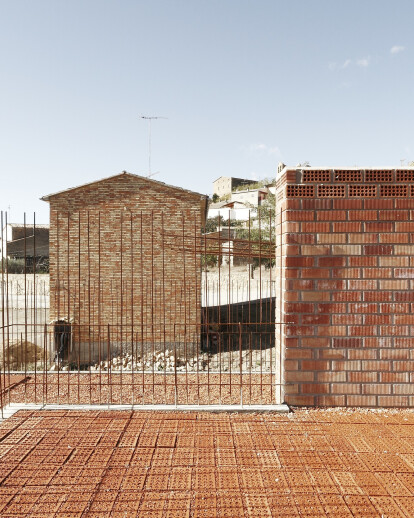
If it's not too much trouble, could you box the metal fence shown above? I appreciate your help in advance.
[1,210,283,409]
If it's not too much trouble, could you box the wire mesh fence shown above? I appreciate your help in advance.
[1,209,283,408]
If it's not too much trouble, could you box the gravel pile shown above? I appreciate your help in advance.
[48,347,275,373]
[91,350,194,372]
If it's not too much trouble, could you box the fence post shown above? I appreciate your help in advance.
[239,322,243,407]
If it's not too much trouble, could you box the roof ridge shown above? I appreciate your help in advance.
[41,171,208,201]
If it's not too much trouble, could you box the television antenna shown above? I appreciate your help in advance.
[140,115,168,177]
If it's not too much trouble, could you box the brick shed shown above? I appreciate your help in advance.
[275,167,414,408]
[42,172,208,357]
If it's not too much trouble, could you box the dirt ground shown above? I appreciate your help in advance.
[0,407,413,517]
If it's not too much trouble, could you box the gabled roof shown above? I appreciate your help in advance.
[41,171,208,202]
[209,201,229,209]
[209,200,248,209]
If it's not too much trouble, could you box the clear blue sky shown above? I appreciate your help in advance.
[1,0,413,223]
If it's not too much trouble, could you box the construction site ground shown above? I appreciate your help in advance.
[0,408,414,516]
[2,373,279,406]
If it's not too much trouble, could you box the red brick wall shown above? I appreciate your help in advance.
[46,173,206,346]
[276,168,414,407]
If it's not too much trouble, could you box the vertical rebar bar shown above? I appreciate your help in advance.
[181,213,187,407]
[140,211,144,405]
[98,212,102,405]
[43,323,47,405]
[249,331,252,405]
[120,210,123,404]
[239,322,243,406]
[56,213,61,329]
[67,212,71,323]
[130,211,134,406]
[23,214,27,402]
[278,206,283,404]
[88,211,92,404]
[173,323,177,406]
[107,324,111,406]
[269,207,273,403]
[161,212,166,402]
[77,212,81,404]
[260,332,263,405]
[33,213,37,403]
[1,212,5,401]
[5,212,10,406]
[151,210,155,404]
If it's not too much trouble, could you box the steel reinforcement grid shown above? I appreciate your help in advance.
[0,209,284,410]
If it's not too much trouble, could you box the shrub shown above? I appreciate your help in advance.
[3,258,25,273]
[1,257,49,273]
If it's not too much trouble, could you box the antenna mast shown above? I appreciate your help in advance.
[140,115,167,177]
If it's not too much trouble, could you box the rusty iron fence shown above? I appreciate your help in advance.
[1,209,283,409]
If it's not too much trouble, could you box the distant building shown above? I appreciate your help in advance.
[231,187,270,207]
[208,185,273,224]
[0,223,49,266]
[208,200,251,222]
[213,176,253,198]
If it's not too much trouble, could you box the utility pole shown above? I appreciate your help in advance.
[140,115,167,177]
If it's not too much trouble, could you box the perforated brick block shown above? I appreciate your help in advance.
[365,170,394,182]
[302,170,331,183]
[317,185,345,198]
[334,170,363,182]
[349,185,377,197]
[286,185,314,198]
[396,170,414,182]
[380,185,408,197]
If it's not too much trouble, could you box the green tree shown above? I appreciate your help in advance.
[202,215,243,269]
[202,215,243,234]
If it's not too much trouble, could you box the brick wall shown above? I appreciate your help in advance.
[45,173,207,349]
[276,168,414,407]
